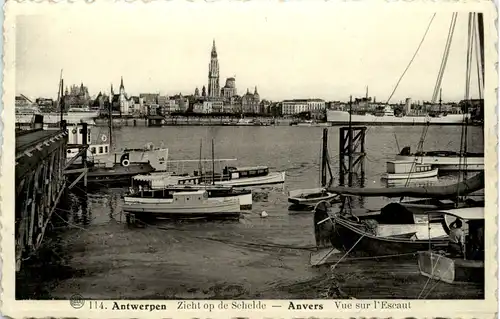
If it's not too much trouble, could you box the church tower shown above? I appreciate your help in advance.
[207,40,220,99]
[119,76,125,95]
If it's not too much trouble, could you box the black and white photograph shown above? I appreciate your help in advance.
[2,1,497,317]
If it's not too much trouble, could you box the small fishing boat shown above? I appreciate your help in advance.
[382,160,439,180]
[417,207,484,284]
[128,174,253,209]
[288,187,339,206]
[123,189,241,220]
[82,153,156,185]
[395,146,484,172]
[201,166,286,187]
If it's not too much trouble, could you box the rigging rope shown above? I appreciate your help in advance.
[431,13,458,103]
[385,13,436,104]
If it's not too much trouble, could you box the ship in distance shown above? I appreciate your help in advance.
[326,106,469,126]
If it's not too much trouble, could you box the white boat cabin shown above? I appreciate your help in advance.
[386,160,433,174]
[172,190,209,204]
[224,166,270,179]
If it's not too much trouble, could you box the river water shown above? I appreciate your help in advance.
[17,125,485,300]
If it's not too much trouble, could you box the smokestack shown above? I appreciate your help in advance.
[405,98,412,114]
[33,114,44,130]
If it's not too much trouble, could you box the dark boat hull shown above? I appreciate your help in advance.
[331,218,448,257]
[67,162,155,187]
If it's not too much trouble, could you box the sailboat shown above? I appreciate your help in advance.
[395,13,484,173]
[311,173,484,265]
[288,128,340,208]
[417,12,485,286]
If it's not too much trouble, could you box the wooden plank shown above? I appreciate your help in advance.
[64,168,87,174]
[310,247,342,266]
[64,145,88,168]
[27,165,42,248]
[68,168,88,189]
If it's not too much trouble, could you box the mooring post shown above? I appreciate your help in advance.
[338,127,345,186]
[321,128,328,187]
[81,123,88,187]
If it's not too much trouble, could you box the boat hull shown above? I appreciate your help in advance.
[395,155,484,171]
[327,110,469,125]
[382,168,439,180]
[67,163,156,186]
[329,217,448,257]
[123,197,241,219]
[125,190,252,210]
[208,171,286,187]
[418,251,484,284]
[288,188,339,206]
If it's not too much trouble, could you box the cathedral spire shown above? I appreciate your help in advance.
[254,86,258,95]
[211,39,217,57]
[111,83,114,96]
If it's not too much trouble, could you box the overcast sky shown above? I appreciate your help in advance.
[15,4,484,102]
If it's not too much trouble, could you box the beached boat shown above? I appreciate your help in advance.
[382,160,439,180]
[123,189,241,220]
[128,174,253,209]
[311,172,484,264]
[417,207,484,284]
[313,201,450,258]
[395,146,484,172]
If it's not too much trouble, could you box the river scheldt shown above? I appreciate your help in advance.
[16,125,485,300]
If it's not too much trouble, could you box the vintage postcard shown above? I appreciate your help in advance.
[1,0,498,318]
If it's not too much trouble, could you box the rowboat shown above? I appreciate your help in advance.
[288,188,339,206]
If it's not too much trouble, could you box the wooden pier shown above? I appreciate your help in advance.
[15,121,69,272]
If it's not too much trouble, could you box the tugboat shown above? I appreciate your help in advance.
[66,152,155,187]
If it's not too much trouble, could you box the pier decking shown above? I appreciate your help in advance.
[15,128,68,272]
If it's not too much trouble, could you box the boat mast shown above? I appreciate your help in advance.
[439,88,442,113]
[58,69,64,127]
[211,139,215,185]
[108,93,113,150]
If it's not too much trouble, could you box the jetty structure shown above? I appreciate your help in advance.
[15,110,94,272]
[288,128,339,209]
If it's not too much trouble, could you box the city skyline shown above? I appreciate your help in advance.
[16,4,485,103]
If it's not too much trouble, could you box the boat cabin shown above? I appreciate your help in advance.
[386,160,432,174]
[223,166,269,179]
[172,190,209,204]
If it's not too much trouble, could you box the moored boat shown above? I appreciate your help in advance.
[313,201,450,259]
[288,187,339,206]
[129,174,253,209]
[382,160,439,180]
[201,166,286,187]
[395,146,484,172]
[123,189,241,220]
